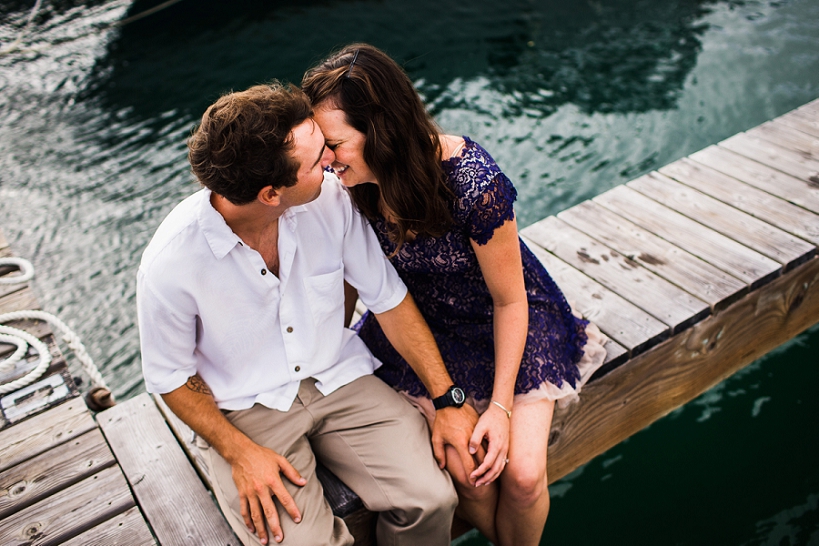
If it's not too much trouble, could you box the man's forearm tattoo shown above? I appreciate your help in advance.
[185,374,212,395]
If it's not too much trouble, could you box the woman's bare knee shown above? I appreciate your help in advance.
[503,462,547,508]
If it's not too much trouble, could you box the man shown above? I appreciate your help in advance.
[137,82,479,546]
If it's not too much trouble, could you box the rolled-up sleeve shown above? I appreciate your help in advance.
[137,269,198,394]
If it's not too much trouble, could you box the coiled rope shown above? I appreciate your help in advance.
[0,257,114,409]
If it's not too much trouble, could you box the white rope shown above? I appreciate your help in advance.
[0,257,34,284]
[0,257,112,398]
[0,323,51,395]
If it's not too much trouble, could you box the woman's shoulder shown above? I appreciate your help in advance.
[440,134,466,160]
[441,136,517,237]
[444,136,504,176]
[442,134,502,163]
[443,136,509,196]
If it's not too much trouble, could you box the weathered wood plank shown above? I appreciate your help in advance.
[151,393,211,483]
[599,337,628,371]
[547,255,819,483]
[97,393,240,546]
[0,247,27,299]
[0,287,40,315]
[777,108,819,139]
[521,216,710,332]
[690,145,819,214]
[0,281,26,300]
[798,98,819,111]
[0,465,134,546]
[0,428,115,519]
[557,200,747,310]
[748,120,819,160]
[1,368,78,428]
[594,185,781,288]
[629,172,815,269]
[796,102,819,124]
[60,506,156,546]
[719,132,819,186]
[659,158,819,246]
[520,234,669,356]
[0,399,96,473]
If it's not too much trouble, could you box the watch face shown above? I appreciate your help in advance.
[452,387,466,404]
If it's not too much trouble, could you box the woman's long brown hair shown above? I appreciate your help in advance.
[302,44,454,252]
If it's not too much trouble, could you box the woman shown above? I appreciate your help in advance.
[303,44,607,546]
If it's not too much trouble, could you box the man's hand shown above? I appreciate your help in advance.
[161,376,305,544]
[431,404,480,483]
[228,441,307,545]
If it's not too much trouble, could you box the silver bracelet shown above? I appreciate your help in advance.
[491,400,512,419]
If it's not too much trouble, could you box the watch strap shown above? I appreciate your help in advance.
[432,385,465,410]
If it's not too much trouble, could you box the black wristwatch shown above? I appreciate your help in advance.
[432,385,466,410]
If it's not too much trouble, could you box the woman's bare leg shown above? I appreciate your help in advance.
[495,399,554,546]
[442,443,500,544]
[407,394,502,543]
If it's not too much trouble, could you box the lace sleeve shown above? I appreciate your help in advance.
[467,172,517,245]
[447,138,519,245]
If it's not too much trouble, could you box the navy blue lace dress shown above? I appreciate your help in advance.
[355,137,592,402]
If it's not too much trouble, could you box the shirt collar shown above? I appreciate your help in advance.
[197,189,310,258]
[197,189,244,260]
[281,204,307,233]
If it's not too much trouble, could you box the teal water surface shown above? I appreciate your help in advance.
[0,0,817,544]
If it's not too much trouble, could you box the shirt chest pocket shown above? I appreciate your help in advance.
[303,267,344,332]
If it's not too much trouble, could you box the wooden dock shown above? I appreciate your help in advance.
[0,98,818,545]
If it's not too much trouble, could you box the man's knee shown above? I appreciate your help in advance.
[408,468,458,518]
[432,476,459,513]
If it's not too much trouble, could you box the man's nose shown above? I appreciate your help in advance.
[321,146,335,168]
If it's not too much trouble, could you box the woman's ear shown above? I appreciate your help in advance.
[257,185,281,206]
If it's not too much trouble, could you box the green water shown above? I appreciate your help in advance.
[0,0,817,543]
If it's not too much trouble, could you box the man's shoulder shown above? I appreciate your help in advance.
[316,171,351,208]
[301,172,355,224]
[139,189,207,274]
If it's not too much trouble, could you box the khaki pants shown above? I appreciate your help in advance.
[202,375,457,546]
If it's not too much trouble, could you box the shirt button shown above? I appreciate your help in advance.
[286,326,293,333]
[295,366,301,372]
[261,269,267,275]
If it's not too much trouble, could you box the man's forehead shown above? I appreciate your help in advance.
[290,118,325,167]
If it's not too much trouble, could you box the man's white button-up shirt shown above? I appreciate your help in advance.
[137,174,407,411]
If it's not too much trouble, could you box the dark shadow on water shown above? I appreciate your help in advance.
[479,0,713,117]
[81,0,721,121]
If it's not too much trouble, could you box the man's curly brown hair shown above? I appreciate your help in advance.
[188,82,313,205]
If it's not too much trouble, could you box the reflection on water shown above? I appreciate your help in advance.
[429,0,714,117]
[1,0,818,544]
[99,0,715,119]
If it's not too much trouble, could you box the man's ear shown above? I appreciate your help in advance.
[257,185,281,206]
